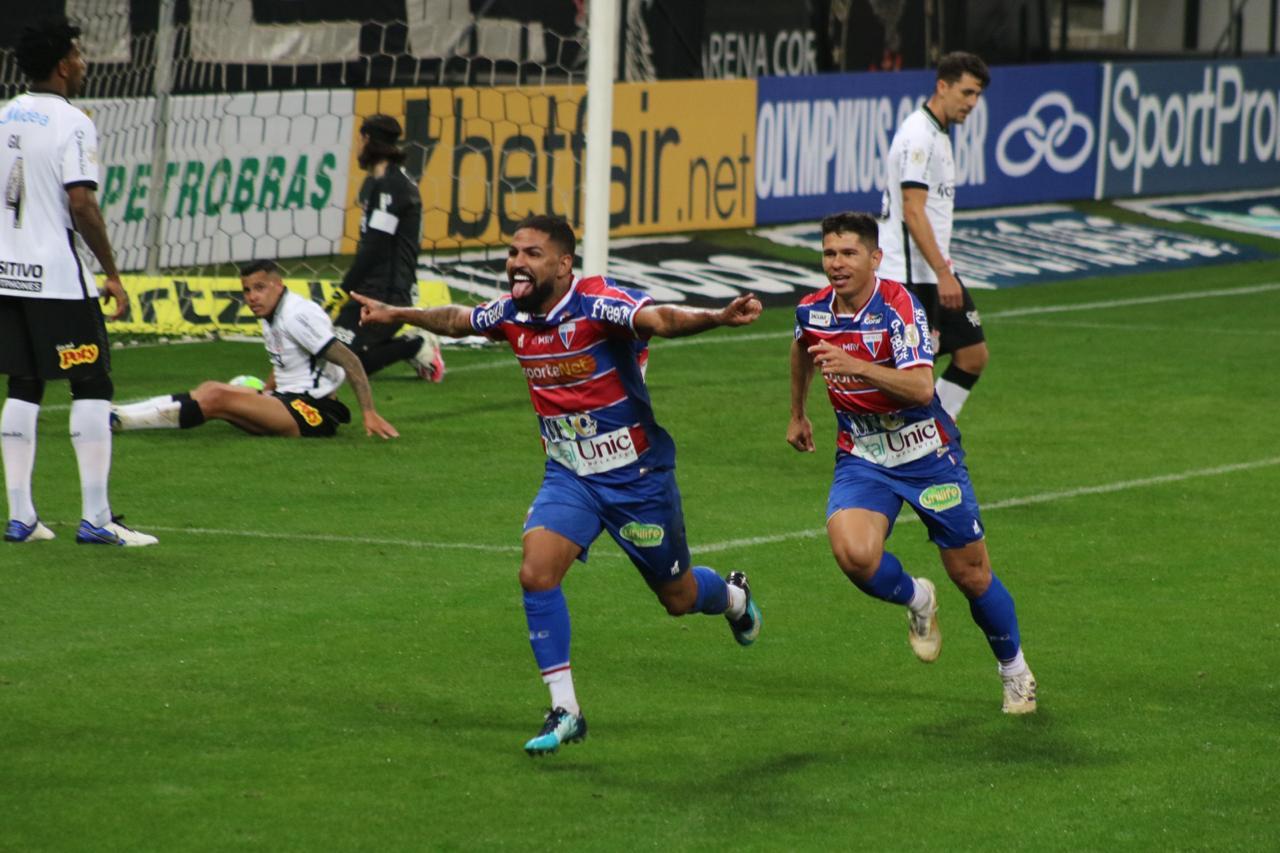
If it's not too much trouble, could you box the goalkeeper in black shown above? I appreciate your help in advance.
[331,114,444,381]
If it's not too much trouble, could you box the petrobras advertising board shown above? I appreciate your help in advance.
[1097,59,1280,197]
[754,64,1101,224]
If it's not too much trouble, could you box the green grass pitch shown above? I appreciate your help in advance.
[2,222,1278,850]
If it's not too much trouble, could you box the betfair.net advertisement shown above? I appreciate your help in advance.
[102,277,451,336]
[348,79,756,251]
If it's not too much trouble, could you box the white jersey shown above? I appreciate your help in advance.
[878,106,956,285]
[0,92,101,300]
[262,289,345,398]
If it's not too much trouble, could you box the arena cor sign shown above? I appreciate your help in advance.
[349,79,755,251]
[102,276,449,336]
[753,63,1100,224]
[84,91,354,270]
[1097,59,1280,197]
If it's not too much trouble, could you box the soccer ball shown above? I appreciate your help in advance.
[229,375,265,391]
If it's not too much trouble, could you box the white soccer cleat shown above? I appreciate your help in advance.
[1001,667,1038,715]
[407,329,446,382]
[76,516,159,547]
[907,577,941,662]
[5,519,56,543]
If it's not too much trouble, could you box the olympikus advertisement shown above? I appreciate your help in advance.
[754,63,1101,224]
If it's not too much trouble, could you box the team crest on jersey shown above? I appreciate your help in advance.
[558,320,577,349]
[808,310,832,328]
[56,343,99,370]
[863,332,883,357]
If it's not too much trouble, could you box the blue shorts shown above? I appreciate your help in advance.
[524,461,691,586]
[826,450,984,550]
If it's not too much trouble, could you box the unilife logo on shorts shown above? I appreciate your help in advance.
[619,522,665,547]
[56,343,99,370]
[919,483,963,511]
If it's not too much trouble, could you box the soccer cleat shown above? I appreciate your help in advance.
[408,330,446,382]
[75,516,159,547]
[725,571,761,646]
[1001,667,1038,715]
[523,707,587,756]
[109,408,122,432]
[907,577,942,662]
[5,519,56,543]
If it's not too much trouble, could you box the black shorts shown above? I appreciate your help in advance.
[331,288,410,352]
[0,295,112,381]
[272,392,352,438]
[902,277,986,356]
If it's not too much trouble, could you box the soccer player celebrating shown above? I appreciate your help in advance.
[879,52,991,420]
[353,214,763,755]
[788,211,1036,714]
[111,260,397,439]
[0,18,156,546]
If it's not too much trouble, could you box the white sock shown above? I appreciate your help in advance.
[907,578,932,612]
[998,649,1028,678]
[70,399,113,526]
[935,377,972,420]
[725,583,747,619]
[544,669,580,716]
[2,398,40,524]
[113,398,181,430]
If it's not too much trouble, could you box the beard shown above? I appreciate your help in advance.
[511,275,554,313]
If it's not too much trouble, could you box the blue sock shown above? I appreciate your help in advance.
[523,587,572,673]
[968,572,1022,661]
[691,566,729,615]
[853,551,916,605]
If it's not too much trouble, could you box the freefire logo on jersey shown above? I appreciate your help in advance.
[589,299,635,326]
[56,343,99,370]
[522,355,597,385]
[290,398,323,427]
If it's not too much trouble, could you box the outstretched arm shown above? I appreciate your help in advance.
[788,338,817,453]
[322,340,399,439]
[351,292,475,338]
[633,293,762,339]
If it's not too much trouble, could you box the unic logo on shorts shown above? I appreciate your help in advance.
[920,483,963,512]
[619,522,665,547]
[56,343,99,370]
[522,354,597,385]
[290,398,323,427]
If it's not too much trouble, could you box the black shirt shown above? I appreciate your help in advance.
[340,165,422,302]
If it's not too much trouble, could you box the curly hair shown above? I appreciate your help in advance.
[16,17,81,83]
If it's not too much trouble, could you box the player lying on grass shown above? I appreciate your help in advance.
[111,260,398,439]
[788,211,1036,714]
[354,213,763,756]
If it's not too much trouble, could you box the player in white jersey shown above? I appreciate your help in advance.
[0,18,155,546]
[110,260,398,439]
[879,52,991,421]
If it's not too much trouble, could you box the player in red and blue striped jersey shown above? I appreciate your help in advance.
[353,214,763,754]
[788,211,1036,715]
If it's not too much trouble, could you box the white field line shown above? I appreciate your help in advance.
[37,456,1279,556]
[995,318,1280,336]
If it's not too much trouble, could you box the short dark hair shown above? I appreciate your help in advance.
[820,211,879,248]
[513,214,576,258]
[239,259,282,278]
[936,51,990,88]
[17,17,81,83]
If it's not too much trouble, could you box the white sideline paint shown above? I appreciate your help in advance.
[39,456,1279,555]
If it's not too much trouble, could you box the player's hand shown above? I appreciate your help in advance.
[102,276,129,320]
[717,293,762,327]
[363,410,399,439]
[937,269,964,311]
[807,340,860,379]
[787,415,815,453]
[351,291,397,326]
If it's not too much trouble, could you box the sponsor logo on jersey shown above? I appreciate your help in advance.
[290,398,324,427]
[474,300,505,330]
[558,321,577,349]
[56,343,99,370]
[522,354,597,385]
[589,299,634,326]
[619,521,665,547]
[545,425,644,476]
[0,106,49,127]
[808,310,832,327]
[543,413,599,441]
[919,483,963,511]
[863,313,882,324]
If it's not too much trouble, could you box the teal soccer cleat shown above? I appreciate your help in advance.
[726,571,761,646]
[523,707,587,756]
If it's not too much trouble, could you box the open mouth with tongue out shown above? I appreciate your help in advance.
[510,270,535,302]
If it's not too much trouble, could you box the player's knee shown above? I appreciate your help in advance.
[69,373,113,400]
[952,343,989,374]
[7,375,46,404]
[518,561,558,592]
[945,557,990,596]
[831,538,882,581]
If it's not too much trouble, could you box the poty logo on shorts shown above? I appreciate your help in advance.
[919,483,963,511]
[290,398,323,427]
[996,91,1095,178]
[56,343,99,370]
[619,522,665,547]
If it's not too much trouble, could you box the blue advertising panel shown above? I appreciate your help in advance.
[1097,59,1280,198]
[754,63,1101,224]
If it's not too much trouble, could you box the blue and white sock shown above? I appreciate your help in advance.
[524,587,578,715]
[853,551,916,605]
[968,572,1022,662]
[691,566,729,615]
